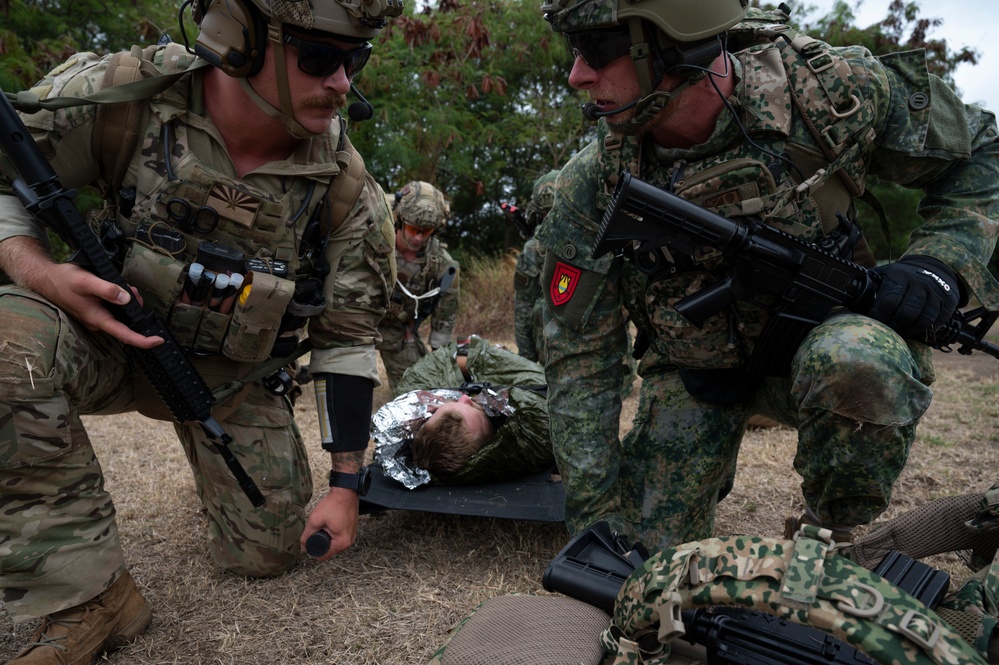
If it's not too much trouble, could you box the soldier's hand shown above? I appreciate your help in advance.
[866,255,961,338]
[44,262,164,349]
[301,489,359,561]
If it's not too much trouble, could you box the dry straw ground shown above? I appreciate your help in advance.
[1,255,997,664]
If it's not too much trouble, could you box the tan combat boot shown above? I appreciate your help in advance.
[8,569,152,665]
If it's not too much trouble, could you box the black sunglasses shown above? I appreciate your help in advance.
[565,27,633,70]
[283,32,372,78]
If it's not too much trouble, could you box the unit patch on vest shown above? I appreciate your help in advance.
[550,261,581,306]
[206,183,260,228]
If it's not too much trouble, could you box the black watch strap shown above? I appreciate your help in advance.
[328,468,371,496]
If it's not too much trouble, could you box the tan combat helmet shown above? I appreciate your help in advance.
[191,0,404,135]
[541,0,748,131]
[394,181,450,232]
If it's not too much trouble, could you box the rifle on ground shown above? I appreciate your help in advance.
[543,522,949,665]
[0,88,264,507]
[592,173,999,375]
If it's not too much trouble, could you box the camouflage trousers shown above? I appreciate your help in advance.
[377,323,428,392]
[0,287,313,622]
[590,312,935,553]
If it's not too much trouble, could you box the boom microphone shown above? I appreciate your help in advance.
[347,84,374,121]
[581,97,639,121]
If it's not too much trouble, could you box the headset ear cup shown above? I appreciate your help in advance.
[195,0,268,78]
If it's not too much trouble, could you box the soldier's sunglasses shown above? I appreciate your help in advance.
[283,32,372,78]
[565,27,633,70]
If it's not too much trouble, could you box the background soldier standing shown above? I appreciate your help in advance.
[513,170,560,364]
[378,180,461,391]
[0,0,401,661]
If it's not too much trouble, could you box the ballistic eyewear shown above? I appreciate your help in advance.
[404,224,435,236]
[283,32,372,79]
[565,27,633,70]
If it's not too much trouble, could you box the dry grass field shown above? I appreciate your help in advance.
[1,255,997,664]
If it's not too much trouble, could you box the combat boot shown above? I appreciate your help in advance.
[8,569,152,665]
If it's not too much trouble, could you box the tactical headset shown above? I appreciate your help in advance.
[192,0,270,79]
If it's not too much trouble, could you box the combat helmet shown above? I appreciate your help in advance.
[189,0,403,136]
[541,0,748,131]
[394,181,450,233]
[525,170,559,231]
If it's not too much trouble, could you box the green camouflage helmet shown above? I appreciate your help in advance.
[541,0,748,42]
[526,170,559,228]
[394,181,450,232]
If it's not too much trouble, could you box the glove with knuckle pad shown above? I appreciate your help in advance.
[866,255,962,338]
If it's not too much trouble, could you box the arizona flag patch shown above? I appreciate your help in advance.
[550,261,581,306]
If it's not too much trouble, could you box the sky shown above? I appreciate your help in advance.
[795,0,999,112]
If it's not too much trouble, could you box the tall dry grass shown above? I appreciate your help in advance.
[452,250,520,343]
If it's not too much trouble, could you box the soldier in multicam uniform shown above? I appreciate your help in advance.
[514,170,560,363]
[378,180,461,391]
[0,0,402,661]
[537,0,999,553]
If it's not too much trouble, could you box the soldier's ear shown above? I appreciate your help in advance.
[194,0,269,78]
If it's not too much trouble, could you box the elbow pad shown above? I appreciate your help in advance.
[314,373,374,453]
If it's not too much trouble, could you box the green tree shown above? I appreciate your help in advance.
[0,0,179,91]
[349,0,591,257]
[786,0,981,260]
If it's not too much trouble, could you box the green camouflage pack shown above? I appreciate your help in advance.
[605,528,987,664]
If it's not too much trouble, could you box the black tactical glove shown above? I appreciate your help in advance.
[866,255,961,338]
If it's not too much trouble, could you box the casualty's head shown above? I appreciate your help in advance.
[541,0,747,132]
[412,394,494,477]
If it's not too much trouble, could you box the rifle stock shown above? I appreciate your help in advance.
[0,88,264,507]
[593,172,999,367]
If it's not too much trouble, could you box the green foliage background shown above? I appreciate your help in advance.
[0,0,986,263]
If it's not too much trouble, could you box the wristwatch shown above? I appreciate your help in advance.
[328,468,371,496]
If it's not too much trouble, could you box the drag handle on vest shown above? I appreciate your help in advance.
[0,87,265,508]
[592,172,999,374]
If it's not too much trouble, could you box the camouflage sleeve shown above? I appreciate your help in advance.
[428,250,459,350]
[513,239,541,361]
[309,172,395,383]
[536,149,630,535]
[0,52,107,248]
[866,50,999,308]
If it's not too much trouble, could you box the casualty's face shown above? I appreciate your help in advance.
[427,394,493,444]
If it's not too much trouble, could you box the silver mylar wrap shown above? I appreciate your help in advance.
[371,387,515,488]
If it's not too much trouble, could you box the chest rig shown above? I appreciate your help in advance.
[600,9,879,372]
[388,237,446,323]
[84,43,364,365]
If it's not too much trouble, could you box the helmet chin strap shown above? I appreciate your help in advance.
[236,23,319,140]
[603,78,694,135]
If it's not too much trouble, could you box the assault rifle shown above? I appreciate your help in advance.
[543,522,949,665]
[0,88,264,507]
[500,201,533,239]
[592,173,999,375]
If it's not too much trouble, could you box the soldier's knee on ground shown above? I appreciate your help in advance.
[204,493,305,577]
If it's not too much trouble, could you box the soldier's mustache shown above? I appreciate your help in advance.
[302,93,347,109]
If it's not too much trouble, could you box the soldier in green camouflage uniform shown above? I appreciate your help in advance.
[538,0,999,552]
[378,180,461,391]
[0,0,402,661]
[514,170,560,363]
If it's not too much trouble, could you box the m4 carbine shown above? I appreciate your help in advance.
[592,173,999,375]
[0,88,264,507]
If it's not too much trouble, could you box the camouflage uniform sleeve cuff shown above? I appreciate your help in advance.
[308,344,381,386]
[0,196,47,245]
[905,235,999,309]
